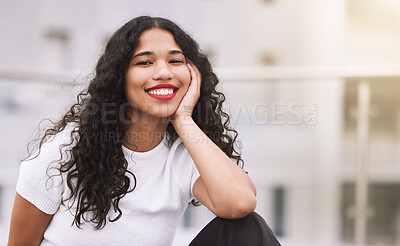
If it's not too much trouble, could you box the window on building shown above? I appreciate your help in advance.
[259,52,276,66]
[343,77,400,244]
[43,27,70,69]
[262,0,275,4]
[344,78,400,167]
[273,186,285,236]
[341,183,400,245]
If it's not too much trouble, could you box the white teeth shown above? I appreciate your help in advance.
[147,89,175,95]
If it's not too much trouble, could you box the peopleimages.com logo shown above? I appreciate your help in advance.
[223,103,317,126]
[79,102,317,126]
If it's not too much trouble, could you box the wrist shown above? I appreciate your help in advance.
[171,115,198,139]
[171,115,195,129]
[172,117,207,144]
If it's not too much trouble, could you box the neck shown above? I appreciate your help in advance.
[124,110,169,152]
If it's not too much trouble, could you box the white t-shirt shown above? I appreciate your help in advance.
[16,124,200,246]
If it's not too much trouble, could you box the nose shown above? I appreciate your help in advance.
[152,62,173,81]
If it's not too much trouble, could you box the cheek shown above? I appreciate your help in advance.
[176,67,191,88]
[125,70,146,90]
[125,70,135,88]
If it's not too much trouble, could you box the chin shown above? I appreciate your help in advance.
[148,108,177,119]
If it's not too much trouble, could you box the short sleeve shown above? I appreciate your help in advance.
[16,125,76,214]
[189,158,200,201]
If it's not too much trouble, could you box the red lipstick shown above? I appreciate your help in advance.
[145,84,178,101]
[145,84,177,90]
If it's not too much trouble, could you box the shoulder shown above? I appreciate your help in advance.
[16,124,79,214]
[39,122,78,149]
[22,122,79,167]
[47,122,79,146]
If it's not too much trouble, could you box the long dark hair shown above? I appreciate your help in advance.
[33,16,243,229]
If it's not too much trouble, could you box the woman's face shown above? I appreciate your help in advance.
[125,28,191,120]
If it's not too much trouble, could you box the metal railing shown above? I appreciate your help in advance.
[2,64,400,83]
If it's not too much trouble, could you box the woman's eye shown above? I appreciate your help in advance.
[169,60,184,64]
[136,61,152,66]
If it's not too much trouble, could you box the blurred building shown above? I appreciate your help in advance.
[1,0,400,245]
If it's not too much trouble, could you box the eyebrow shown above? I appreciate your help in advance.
[132,50,184,58]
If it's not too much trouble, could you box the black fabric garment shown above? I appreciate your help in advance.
[189,212,281,246]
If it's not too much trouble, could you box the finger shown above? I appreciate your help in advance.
[187,63,198,87]
[188,63,201,92]
[193,65,201,88]
[187,63,195,78]
[191,63,201,82]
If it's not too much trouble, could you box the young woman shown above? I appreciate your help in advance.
[8,16,280,245]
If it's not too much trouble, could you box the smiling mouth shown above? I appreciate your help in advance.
[145,88,178,100]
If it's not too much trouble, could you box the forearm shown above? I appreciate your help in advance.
[173,116,256,213]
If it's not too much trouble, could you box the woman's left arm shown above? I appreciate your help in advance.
[171,64,257,219]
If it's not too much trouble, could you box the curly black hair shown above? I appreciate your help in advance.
[31,16,244,229]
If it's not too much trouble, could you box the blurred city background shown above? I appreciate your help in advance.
[1,0,400,245]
